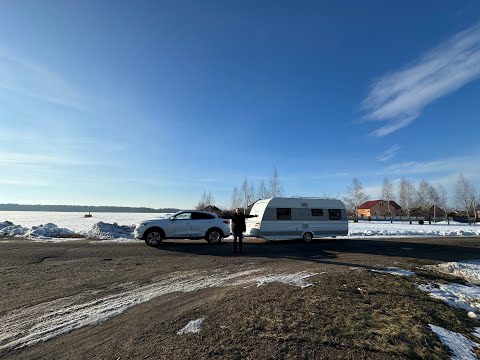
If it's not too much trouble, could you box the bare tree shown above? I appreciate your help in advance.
[427,185,440,223]
[398,178,415,224]
[436,184,449,224]
[416,180,432,215]
[381,178,394,223]
[343,178,369,222]
[455,174,476,222]
[241,178,255,210]
[196,190,215,210]
[231,186,241,210]
[258,179,271,199]
[270,166,283,197]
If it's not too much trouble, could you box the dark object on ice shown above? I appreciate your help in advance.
[84,212,92,218]
[418,220,424,225]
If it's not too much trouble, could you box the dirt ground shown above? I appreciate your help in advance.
[1,236,480,359]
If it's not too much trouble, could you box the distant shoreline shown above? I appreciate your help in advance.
[0,204,180,213]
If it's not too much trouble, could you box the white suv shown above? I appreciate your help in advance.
[134,210,231,246]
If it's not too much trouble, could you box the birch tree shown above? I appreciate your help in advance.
[416,180,432,215]
[241,178,255,210]
[343,178,368,222]
[398,178,415,224]
[258,179,271,199]
[231,186,241,210]
[270,166,283,197]
[381,178,394,223]
[455,174,476,221]
[436,184,449,223]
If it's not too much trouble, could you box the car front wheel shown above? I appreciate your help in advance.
[206,229,223,244]
[144,229,163,247]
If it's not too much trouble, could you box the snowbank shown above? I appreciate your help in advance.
[424,260,480,285]
[25,223,76,238]
[348,221,480,237]
[81,222,135,240]
[0,220,136,240]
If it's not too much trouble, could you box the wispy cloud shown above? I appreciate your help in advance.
[385,155,480,178]
[377,145,400,162]
[0,151,104,167]
[0,49,84,111]
[363,22,480,137]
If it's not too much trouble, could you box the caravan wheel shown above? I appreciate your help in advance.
[302,232,313,243]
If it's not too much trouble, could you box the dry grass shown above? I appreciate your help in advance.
[157,270,479,359]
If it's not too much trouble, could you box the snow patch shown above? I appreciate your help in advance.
[370,267,415,277]
[424,261,480,285]
[177,318,205,335]
[429,324,480,360]
[255,271,316,289]
[418,282,480,315]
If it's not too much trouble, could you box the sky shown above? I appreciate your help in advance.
[0,0,479,209]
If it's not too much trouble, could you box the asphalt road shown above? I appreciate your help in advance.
[1,236,480,359]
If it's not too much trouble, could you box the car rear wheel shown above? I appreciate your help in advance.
[144,229,163,246]
[206,229,223,244]
[302,232,313,243]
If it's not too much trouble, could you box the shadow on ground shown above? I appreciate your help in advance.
[151,236,480,268]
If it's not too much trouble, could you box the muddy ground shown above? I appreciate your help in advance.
[1,236,480,359]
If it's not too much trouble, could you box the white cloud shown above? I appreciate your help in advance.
[363,22,480,136]
[376,145,400,162]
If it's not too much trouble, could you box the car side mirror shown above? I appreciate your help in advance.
[170,217,176,221]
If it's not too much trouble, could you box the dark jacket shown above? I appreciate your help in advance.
[228,213,256,233]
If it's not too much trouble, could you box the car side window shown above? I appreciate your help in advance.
[192,212,215,220]
[174,212,192,220]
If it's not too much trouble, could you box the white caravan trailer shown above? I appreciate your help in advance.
[245,197,348,242]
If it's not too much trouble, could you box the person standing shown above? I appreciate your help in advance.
[229,208,257,254]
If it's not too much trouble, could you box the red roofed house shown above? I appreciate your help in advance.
[356,200,402,219]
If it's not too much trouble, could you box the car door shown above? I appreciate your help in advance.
[191,212,215,237]
[170,212,193,237]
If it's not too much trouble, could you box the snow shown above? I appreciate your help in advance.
[418,282,480,315]
[177,318,205,335]
[81,222,136,240]
[424,261,480,285]
[254,271,317,288]
[0,268,314,351]
[429,324,480,360]
[0,212,479,241]
[370,267,415,276]
[347,220,480,238]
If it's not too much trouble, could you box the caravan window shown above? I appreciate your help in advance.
[277,208,291,220]
[328,209,342,220]
[311,209,324,216]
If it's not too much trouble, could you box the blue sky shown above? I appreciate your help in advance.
[0,0,479,209]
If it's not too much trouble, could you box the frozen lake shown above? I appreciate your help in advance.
[0,211,172,233]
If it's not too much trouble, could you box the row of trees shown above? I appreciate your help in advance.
[196,167,283,211]
[343,174,478,222]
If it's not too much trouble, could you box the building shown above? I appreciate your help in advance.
[356,200,402,219]
[410,205,447,219]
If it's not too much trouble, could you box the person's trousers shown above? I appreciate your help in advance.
[233,232,243,253]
